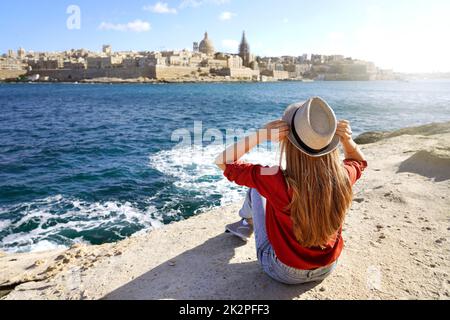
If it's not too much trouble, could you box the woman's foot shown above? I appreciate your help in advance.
[225,219,254,241]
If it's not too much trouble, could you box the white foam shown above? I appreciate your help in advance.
[0,232,67,253]
[23,240,67,253]
[149,142,282,207]
[0,196,164,253]
[1,142,282,253]
[0,219,12,231]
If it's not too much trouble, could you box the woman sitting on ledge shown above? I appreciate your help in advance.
[215,97,367,285]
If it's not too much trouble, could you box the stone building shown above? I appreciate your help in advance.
[149,65,208,80]
[298,54,309,64]
[312,60,378,81]
[86,56,123,69]
[311,54,325,64]
[147,52,167,66]
[227,55,243,69]
[28,58,64,70]
[249,60,259,71]
[260,69,289,80]
[63,60,87,70]
[0,57,24,70]
[258,58,284,72]
[326,55,344,63]
[17,47,26,59]
[193,42,199,53]
[102,45,112,56]
[122,57,140,68]
[201,58,228,69]
[284,63,310,78]
[165,50,194,67]
[189,54,204,67]
[0,57,26,80]
[212,67,259,80]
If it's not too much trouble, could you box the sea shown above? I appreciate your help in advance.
[1,80,450,253]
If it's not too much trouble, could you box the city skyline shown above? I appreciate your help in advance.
[2,29,392,83]
[1,0,450,73]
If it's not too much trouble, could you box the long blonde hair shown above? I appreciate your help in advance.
[280,139,353,248]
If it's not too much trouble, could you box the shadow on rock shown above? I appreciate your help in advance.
[397,150,450,182]
[103,233,320,300]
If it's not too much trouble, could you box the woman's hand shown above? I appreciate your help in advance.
[336,120,366,162]
[261,120,290,142]
[335,120,353,143]
[215,119,289,172]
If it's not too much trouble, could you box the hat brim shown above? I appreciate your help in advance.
[282,101,340,158]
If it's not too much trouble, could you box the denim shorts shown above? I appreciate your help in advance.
[258,241,338,285]
[239,188,338,285]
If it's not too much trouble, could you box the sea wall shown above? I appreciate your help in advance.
[27,66,216,82]
[28,67,153,82]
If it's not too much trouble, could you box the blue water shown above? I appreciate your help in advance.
[1,81,449,252]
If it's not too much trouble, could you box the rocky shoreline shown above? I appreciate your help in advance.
[1,121,449,300]
[1,76,304,84]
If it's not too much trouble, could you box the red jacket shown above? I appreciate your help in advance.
[224,159,368,270]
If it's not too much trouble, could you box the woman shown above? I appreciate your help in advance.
[215,97,367,285]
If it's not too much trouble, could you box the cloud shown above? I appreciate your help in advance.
[179,0,229,9]
[221,39,239,52]
[143,2,177,14]
[179,0,202,8]
[219,11,236,21]
[98,19,151,32]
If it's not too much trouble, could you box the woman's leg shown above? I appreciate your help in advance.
[246,189,293,283]
[225,189,255,241]
[229,188,269,248]
[247,189,269,252]
[238,188,254,221]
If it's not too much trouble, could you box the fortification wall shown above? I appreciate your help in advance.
[151,66,209,80]
[211,68,259,79]
[28,66,213,81]
[229,68,259,79]
[0,70,27,80]
[28,67,153,82]
[260,70,289,80]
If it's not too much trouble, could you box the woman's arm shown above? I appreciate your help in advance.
[336,120,366,162]
[215,120,289,171]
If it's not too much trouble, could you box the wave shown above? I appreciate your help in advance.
[0,143,282,253]
[0,195,163,253]
[148,142,282,207]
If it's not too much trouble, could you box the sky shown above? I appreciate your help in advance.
[1,0,449,73]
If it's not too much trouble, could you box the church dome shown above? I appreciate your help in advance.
[199,32,215,55]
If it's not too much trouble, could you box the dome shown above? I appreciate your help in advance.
[199,32,215,55]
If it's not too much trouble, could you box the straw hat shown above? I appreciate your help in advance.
[282,97,340,157]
